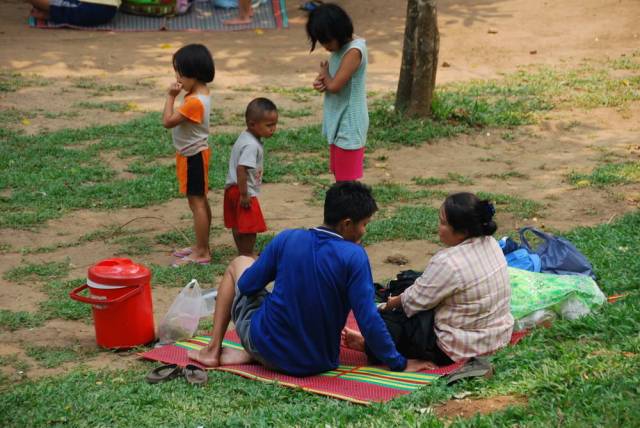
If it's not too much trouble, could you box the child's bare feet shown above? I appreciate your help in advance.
[188,348,220,368]
[341,327,366,352]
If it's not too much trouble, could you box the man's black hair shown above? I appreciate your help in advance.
[324,181,377,226]
[173,44,215,83]
[443,192,497,238]
[306,3,354,52]
[245,97,278,123]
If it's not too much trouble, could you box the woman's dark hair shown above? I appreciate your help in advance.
[324,181,377,226]
[443,192,497,238]
[306,3,354,52]
[173,44,215,83]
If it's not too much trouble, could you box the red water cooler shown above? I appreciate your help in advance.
[70,258,155,349]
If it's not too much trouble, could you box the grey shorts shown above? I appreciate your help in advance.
[231,283,270,366]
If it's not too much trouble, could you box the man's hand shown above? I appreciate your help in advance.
[167,82,182,97]
[240,194,251,209]
[404,359,437,372]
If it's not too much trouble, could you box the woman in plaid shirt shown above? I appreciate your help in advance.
[344,192,514,366]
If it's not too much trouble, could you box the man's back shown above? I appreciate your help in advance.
[238,227,405,376]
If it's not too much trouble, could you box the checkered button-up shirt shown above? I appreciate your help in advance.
[401,236,514,362]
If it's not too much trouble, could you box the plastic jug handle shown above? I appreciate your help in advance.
[69,284,142,305]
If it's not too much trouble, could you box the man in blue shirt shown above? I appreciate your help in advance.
[189,181,430,375]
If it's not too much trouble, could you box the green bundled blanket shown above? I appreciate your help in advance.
[509,267,606,320]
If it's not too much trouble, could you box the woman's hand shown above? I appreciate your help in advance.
[379,295,402,312]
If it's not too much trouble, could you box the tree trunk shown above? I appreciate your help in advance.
[395,0,439,117]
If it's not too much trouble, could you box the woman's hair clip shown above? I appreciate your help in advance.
[487,202,496,217]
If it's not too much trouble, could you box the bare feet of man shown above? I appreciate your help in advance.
[341,327,366,352]
[187,348,220,368]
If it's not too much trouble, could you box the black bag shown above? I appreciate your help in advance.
[374,270,422,302]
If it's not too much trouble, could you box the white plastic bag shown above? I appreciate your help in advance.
[558,296,592,320]
[514,309,556,331]
[157,279,208,345]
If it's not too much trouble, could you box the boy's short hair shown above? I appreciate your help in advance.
[173,44,215,83]
[245,97,278,123]
[306,3,354,52]
[324,181,378,226]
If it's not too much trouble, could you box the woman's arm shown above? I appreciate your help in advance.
[318,48,362,93]
[401,260,459,317]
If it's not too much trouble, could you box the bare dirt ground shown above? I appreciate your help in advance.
[0,0,639,414]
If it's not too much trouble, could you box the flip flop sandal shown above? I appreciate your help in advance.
[445,357,494,385]
[172,247,193,258]
[171,256,211,268]
[145,364,183,384]
[184,364,208,386]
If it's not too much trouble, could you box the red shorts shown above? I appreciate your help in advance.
[329,144,365,181]
[176,149,210,195]
[224,185,267,234]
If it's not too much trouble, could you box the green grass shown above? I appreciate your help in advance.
[372,183,447,204]
[263,86,319,102]
[477,192,543,219]
[73,101,136,113]
[0,354,31,372]
[0,310,44,331]
[72,78,129,95]
[39,278,91,321]
[279,108,313,118]
[364,205,441,245]
[446,172,474,185]
[0,70,49,92]
[412,176,449,186]
[25,345,97,369]
[3,260,71,283]
[486,171,529,180]
[0,277,109,330]
[369,56,640,150]
[1,213,639,426]
[2,56,634,230]
[0,108,36,125]
[411,173,475,186]
[20,241,80,255]
[568,161,640,187]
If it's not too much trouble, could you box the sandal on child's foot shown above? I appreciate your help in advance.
[172,247,193,258]
[171,256,211,267]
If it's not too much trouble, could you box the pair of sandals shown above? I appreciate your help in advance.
[145,363,208,386]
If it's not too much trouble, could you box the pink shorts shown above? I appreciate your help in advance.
[329,145,365,181]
